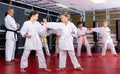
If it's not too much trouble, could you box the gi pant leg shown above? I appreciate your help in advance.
[20,49,31,68]
[59,50,67,68]
[68,50,81,68]
[20,49,47,69]
[43,43,50,56]
[59,50,81,68]
[101,42,108,56]
[108,43,117,55]
[12,42,16,60]
[85,41,92,56]
[5,40,16,61]
[77,43,82,56]
[36,50,47,68]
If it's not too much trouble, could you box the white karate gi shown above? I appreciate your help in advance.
[20,21,47,69]
[45,21,81,68]
[40,25,50,56]
[92,27,117,56]
[76,27,92,56]
[4,15,18,61]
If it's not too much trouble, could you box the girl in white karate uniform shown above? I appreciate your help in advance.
[4,7,19,64]
[20,12,51,72]
[44,12,84,71]
[39,30,50,56]
[40,19,51,56]
[76,22,92,57]
[91,21,118,57]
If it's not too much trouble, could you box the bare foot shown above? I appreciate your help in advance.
[99,55,105,58]
[44,68,52,72]
[88,56,92,57]
[12,59,19,61]
[46,55,50,57]
[77,56,81,57]
[20,68,26,72]
[56,68,65,71]
[113,54,119,57]
[54,54,57,57]
[53,54,59,57]
[75,67,84,71]
[6,61,12,65]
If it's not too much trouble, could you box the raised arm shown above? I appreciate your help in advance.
[91,27,100,33]
[39,27,50,36]
[37,22,46,34]
[44,22,62,30]
[86,28,93,34]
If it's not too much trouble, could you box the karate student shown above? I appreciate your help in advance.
[91,21,118,57]
[4,7,19,64]
[20,12,51,72]
[44,12,84,71]
[76,21,92,57]
[40,18,50,56]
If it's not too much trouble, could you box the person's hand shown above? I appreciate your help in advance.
[78,35,80,38]
[56,35,61,39]
[16,23,20,28]
[88,28,92,31]
[71,30,75,34]
[41,22,44,25]
[43,18,47,23]
[25,35,32,38]
[46,28,49,33]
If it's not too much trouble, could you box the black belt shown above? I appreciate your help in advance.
[6,29,18,55]
[6,29,17,40]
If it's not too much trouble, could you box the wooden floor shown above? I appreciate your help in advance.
[0,52,120,74]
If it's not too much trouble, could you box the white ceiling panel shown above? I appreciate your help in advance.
[54,0,120,11]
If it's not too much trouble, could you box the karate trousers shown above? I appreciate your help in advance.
[59,50,81,68]
[20,49,47,69]
[5,40,16,61]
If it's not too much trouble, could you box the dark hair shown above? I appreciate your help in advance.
[60,11,70,20]
[5,12,8,17]
[27,11,38,20]
[5,7,14,16]
[77,21,83,26]
[42,18,47,22]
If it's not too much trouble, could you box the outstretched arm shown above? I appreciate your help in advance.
[90,27,100,33]
[44,22,62,30]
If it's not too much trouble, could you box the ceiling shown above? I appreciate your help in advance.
[54,0,120,11]
[14,0,84,14]
[13,0,120,14]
